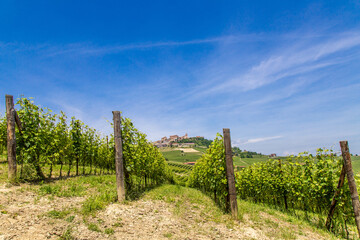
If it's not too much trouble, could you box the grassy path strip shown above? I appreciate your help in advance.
[0,181,339,240]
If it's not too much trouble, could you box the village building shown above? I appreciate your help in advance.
[153,133,194,148]
[169,135,179,142]
[171,142,179,147]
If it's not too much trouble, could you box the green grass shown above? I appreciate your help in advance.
[144,184,339,239]
[104,228,115,235]
[161,150,203,163]
[351,155,360,174]
[81,188,117,216]
[193,147,208,153]
[0,161,8,183]
[144,184,226,222]
[87,222,102,232]
[46,209,71,219]
[59,226,75,240]
[31,175,118,216]
[233,155,269,167]
[32,173,161,217]
[66,215,75,222]
[39,182,86,197]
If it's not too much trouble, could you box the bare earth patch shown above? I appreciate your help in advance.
[174,148,199,153]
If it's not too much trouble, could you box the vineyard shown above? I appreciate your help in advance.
[188,134,360,238]
[1,96,173,196]
[167,162,193,185]
[236,151,352,235]
[1,95,360,239]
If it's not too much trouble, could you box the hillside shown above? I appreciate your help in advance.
[1,151,359,239]
[160,148,203,163]
[0,177,338,240]
[1,146,359,239]
[351,155,360,173]
[160,147,271,167]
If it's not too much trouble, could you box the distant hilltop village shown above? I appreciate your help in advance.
[153,133,204,148]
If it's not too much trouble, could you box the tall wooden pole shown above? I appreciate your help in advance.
[340,141,360,237]
[223,128,238,219]
[113,111,125,202]
[5,95,17,182]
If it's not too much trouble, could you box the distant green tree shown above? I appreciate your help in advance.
[177,137,213,147]
[231,146,263,158]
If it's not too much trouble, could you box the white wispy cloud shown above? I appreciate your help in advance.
[0,34,265,57]
[2,28,360,154]
[243,136,283,144]
[198,31,360,95]
[231,136,284,147]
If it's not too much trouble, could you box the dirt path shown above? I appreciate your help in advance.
[0,184,257,240]
[0,184,335,240]
[0,184,84,240]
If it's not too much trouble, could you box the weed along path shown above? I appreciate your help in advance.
[0,178,337,240]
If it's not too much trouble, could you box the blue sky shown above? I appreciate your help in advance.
[1,0,360,155]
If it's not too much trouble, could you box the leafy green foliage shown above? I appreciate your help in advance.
[177,137,213,147]
[236,149,353,236]
[120,117,174,191]
[167,162,192,186]
[0,97,173,195]
[0,115,6,154]
[232,146,263,158]
[187,133,355,237]
[188,134,229,210]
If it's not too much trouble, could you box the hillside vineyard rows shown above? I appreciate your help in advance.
[1,97,174,193]
[2,95,360,239]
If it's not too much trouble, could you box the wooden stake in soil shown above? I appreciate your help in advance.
[325,164,346,230]
[113,111,125,202]
[14,111,23,134]
[5,95,17,182]
[340,141,360,237]
[223,128,238,219]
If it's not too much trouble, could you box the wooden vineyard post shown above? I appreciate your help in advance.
[340,141,360,237]
[5,95,17,182]
[325,164,346,230]
[113,111,125,202]
[223,128,238,219]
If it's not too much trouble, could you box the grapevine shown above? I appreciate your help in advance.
[0,97,173,193]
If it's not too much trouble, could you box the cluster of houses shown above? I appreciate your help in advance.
[153,133,204,148]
